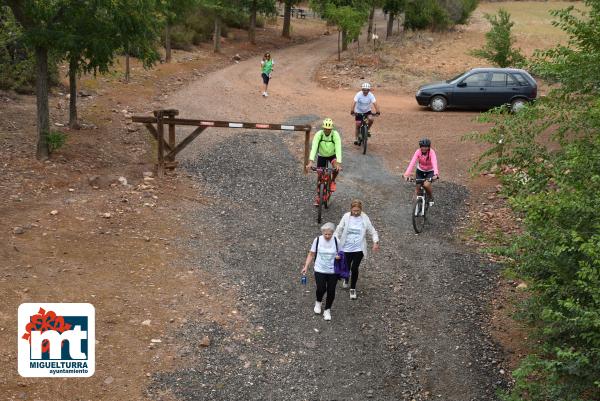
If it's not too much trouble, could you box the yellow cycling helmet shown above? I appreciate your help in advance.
[322,118,334,129]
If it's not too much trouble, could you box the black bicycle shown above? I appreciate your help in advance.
[353,112,379,155]
[410,177,437,233]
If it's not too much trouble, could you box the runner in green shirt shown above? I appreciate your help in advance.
[306,118,343,205]
[260,52,274,97]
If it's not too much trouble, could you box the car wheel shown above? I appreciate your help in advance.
[430,95,447,112]
[511,98,527,113]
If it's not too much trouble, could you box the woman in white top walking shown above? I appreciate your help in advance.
[334,200,380,299]
[301,222,340,321]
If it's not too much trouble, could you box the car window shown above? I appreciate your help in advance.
[462,72,489,87]
[447,72,467,84]
[491,73,508,87]
[512,73,529,86]
[506,73,518,86]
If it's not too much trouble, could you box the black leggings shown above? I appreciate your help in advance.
[314,272,338,310]
[345,251,364,289]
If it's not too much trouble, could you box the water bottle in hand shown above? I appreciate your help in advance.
[301,274,307,285]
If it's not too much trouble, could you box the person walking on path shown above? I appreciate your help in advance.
[260,52,274,97]
[334,200,379,300]
[301,222,341,321]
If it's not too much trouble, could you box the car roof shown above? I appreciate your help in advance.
[468,67,531,74]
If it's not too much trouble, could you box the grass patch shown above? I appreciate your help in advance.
[476,1,584,48]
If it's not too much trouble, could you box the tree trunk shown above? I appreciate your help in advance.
[282,0,292,38]
[338,29,342,61]
[342,29,348,51]
[165,24,172,63]
[213,16,221,53]
[249,0,257,44]
[35,46,49,160]
[367,6,375,38]
[386,11,395,40]
[125,50,130,82]
[68,57,79,129]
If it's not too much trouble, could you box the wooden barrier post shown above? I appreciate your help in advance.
[154,110,165,177]
[165,109,179,169]
[304,129,310,174]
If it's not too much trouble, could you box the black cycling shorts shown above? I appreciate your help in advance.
[354,111,372,122]
[416,169,435,180]
[317,155,336,168]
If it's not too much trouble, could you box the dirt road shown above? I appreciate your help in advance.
[146,15,507,400]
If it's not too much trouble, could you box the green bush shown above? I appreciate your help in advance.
[170,25,195,51]
[46,130,67,152]
[172,6,248,49]
[470,9,525,68]
[405,0,450,30]
[185,11,213,44]
[467,2,600,399]
[256,14,266,29]
[223,9,251,30]
[457,0,478,24]
[0,6,59,92]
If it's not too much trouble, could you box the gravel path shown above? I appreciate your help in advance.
[147,10,508,399]
[147,127,507,400]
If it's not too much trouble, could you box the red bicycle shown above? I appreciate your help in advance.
[311,166,335,223]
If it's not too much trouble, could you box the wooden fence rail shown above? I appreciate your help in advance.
[132,109,312,177]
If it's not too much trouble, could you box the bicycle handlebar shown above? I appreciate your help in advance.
[408,176,439,183]
[351,111,381,117]
[311,166,336,173]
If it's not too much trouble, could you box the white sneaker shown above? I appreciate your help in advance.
[264,91,269,97]
[342,280,349,289]
[429,201,434,207]
[314,301,322,314]
[349,289,357,300]
[262,92,267,97]
[323,309,331,321]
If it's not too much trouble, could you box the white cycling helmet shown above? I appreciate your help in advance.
[361,82,371,90]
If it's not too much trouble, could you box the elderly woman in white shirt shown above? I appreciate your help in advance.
[302,222,340,321]
[334,199,379,299]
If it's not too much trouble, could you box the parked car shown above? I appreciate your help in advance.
[415,68,537,113]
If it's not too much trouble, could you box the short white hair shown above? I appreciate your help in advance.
[320,222,335,233]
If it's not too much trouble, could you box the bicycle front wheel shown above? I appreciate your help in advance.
[317,183,325,223]
[360,125,368,155]
[412,197,426,233]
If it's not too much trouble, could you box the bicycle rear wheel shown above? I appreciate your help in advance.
[412,197,426,233]
[360,125,368,155]
[317,183,325,223]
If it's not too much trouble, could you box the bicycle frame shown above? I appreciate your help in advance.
[355,113,377,155]
[410,177,434,233]
[315,167,334,202]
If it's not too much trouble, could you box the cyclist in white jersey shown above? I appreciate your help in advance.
[350,82,380,145]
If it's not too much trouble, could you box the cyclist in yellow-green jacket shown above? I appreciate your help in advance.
[306,118,343,205]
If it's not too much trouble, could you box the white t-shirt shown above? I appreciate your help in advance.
[353,91,377,114]
[343,216,364,253]
[310,235,337,274]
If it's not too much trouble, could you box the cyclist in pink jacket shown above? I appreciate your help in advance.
[403,138,439,206]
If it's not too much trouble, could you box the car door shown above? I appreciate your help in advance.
[487,72,515,107]
[452,72,490,108]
